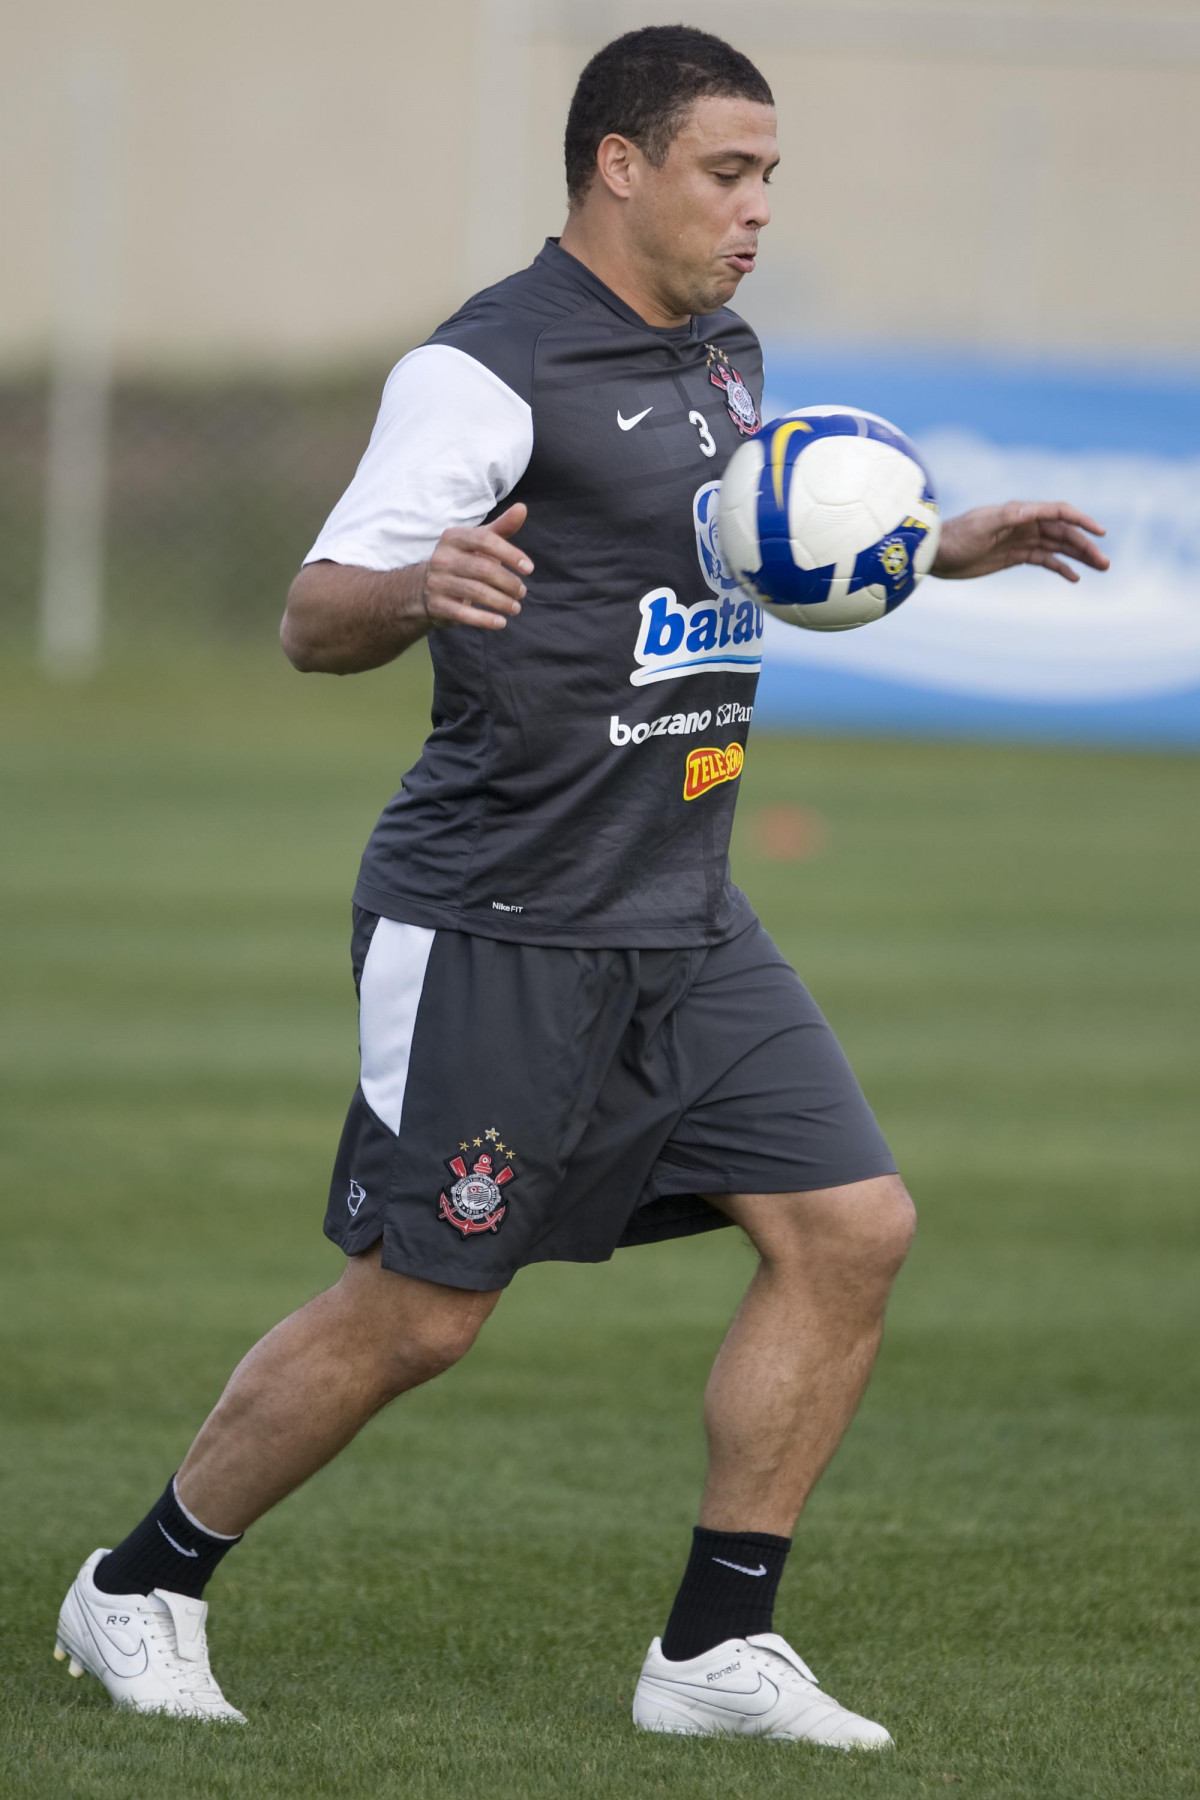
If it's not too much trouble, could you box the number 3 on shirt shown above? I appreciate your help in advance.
[689,410,717,458]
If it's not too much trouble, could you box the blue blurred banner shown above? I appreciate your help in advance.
[755,349,1200,746]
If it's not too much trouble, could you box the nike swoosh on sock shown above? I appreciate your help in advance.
[157,1521,200,1558]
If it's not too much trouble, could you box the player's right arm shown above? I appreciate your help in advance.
[281,503,531,675]
[281,342,535,675]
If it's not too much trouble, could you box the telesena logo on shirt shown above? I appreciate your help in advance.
[630,482,765,686]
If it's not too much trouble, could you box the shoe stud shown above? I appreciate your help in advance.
[53,1643,66,1662]
[69,1658,85,1677]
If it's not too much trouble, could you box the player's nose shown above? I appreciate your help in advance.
[743,192,769,234]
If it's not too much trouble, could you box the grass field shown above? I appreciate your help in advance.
[2,646,1197,1799]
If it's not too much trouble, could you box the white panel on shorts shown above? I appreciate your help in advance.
[358,919,436,1134]
[302,344,534,572]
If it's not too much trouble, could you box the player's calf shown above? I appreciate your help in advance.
[174,1251,503,1535]
[55,1255,502,1718]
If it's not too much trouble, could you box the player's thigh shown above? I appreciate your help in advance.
[665,918,898,1201]
[328,919,644,1289]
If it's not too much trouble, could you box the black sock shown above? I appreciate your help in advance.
[660,1526,792,1662]
[94,1476,242,1601]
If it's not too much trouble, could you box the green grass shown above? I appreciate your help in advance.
[1,648,1197,1799]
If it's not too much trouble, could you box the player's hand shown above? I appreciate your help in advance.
[932,502,1109,584]
[421,503,532,630]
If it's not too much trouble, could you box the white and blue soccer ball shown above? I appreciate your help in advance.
[717,406,941,631]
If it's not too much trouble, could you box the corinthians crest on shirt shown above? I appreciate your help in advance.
[705,345,760,437]
[438,1133,515,1235]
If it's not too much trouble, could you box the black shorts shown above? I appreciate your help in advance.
[325,910,896,1290]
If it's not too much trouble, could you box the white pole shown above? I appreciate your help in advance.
[464,0,534,296]
[40,54,121,679]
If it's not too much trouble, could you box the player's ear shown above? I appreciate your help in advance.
[594,132,636,201]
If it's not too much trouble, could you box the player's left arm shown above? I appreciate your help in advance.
[932,501,1109,583]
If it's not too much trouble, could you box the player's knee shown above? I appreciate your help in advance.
[815,1172,916,1285]
[376,1303,491,1393]
[750,1172,915,1288]
[337,1251,498,1393]
[865,1174,917,1278]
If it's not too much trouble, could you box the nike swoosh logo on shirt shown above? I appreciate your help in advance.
[157,1521,199,1557]
[651,1671,780,1717]
[617,407,653,430]
[712,1557,768,1577]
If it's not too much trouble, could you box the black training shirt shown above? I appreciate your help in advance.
[306,239,766,947]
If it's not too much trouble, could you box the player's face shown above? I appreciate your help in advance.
[632,96,778,317]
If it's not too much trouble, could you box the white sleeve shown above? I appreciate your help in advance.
[303,343,534,571]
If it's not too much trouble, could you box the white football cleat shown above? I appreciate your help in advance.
[54,1549,244,1721]
[633,1632,892,1749]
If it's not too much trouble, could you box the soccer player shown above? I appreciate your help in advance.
[56,26,1108,1745]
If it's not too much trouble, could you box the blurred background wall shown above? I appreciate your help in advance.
[4,0,1200,738]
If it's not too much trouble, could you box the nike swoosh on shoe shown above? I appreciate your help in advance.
[647,1672,780,1717]
[80,1610,150,1679]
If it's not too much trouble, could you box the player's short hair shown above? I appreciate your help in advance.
[564,25,774,206]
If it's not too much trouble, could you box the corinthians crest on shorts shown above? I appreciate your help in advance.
[438,1131,516,1235]
[706,345,760,437]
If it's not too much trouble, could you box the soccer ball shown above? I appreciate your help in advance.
[717,406,941,631]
